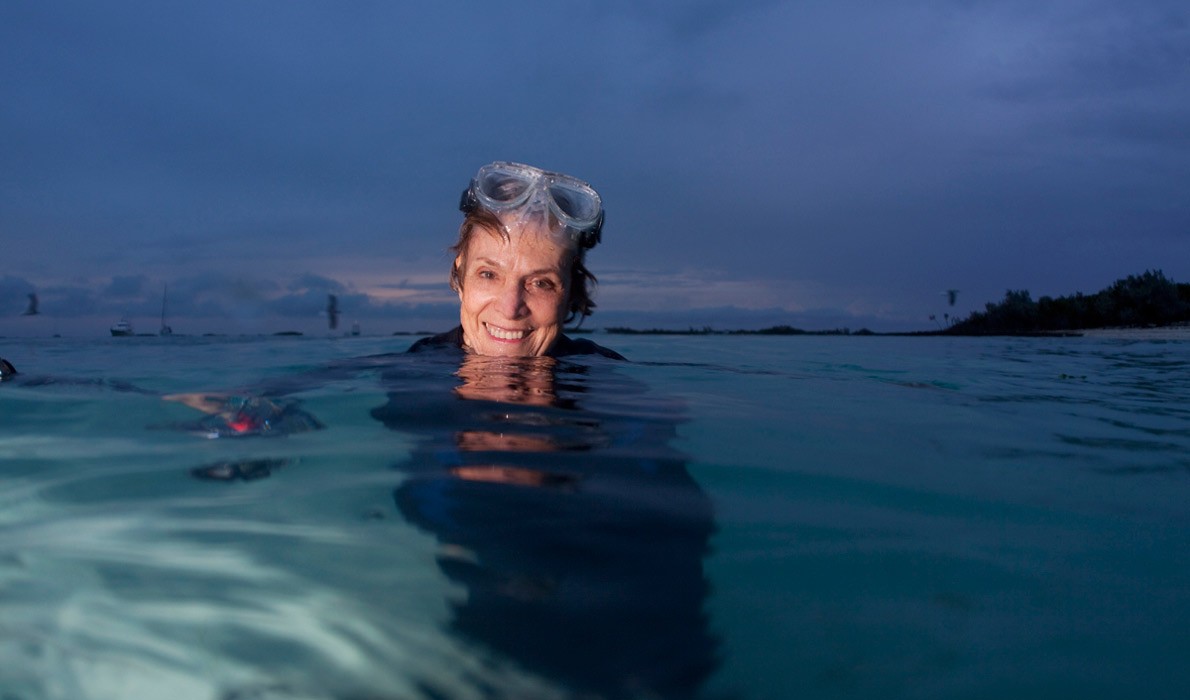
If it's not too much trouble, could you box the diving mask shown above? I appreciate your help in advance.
[459,161,604,249]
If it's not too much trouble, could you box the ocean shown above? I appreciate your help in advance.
[1,332,1187,700]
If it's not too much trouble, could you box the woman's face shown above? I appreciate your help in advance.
[456,223,573,357]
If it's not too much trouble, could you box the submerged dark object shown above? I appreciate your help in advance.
[176,397,325,438]
[0,357,158,395]
[191,458,289,481]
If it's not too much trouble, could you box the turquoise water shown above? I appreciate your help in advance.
[1,333,1187,699]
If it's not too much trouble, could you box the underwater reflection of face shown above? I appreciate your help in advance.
[455,431,561,453]
[452,354,561,406]
[451,354,579,470]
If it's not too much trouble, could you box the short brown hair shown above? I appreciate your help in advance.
[449,209,597,324]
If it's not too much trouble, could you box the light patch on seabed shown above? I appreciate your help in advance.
[0,479,570,700]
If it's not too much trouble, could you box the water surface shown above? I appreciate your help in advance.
[1,333,1187,699]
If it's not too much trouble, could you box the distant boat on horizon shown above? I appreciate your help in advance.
[111,318,133,337]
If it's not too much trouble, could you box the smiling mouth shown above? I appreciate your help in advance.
[485,323,530,341]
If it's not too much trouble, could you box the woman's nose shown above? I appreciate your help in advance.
[495,280,528,318]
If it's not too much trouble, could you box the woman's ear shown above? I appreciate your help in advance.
[453,254,465,299]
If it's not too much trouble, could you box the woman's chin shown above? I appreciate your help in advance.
[465,333,526,357]
[467,328,554,357]
[481,344,533,357]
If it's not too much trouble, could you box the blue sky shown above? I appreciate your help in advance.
[3,1,1188,336]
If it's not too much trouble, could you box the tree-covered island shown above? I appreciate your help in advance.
[598,271,1190,337]
[943,270,1190,335]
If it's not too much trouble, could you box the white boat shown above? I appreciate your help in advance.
[111,318,133,336]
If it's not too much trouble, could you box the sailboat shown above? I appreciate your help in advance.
[159,284,173,336]
[22,293,39,316]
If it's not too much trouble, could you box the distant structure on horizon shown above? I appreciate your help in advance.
[159,284,172,336]
[22,293,39,316]
[326,294,340,330]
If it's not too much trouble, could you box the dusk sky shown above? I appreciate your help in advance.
[3,1,1188,336]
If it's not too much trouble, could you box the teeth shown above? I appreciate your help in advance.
[486,324,527,340]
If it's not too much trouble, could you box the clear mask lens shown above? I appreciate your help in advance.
[477,165,534,207]
[548,181,601,223]
[472,162,602,233]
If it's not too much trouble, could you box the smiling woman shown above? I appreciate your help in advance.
[408,161,624,360]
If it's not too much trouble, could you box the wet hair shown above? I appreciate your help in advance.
[449,209,597,324]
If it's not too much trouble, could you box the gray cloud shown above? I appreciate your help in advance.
[104,275,149,299]
[287,274,347,295]
[37,283,103,318]
[1,276,38,317]
[594,0,787,41]
[983,4,1189,102]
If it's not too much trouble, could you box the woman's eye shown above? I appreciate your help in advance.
[476,270,495,280]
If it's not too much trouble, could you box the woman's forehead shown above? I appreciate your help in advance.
[464,225,574,269]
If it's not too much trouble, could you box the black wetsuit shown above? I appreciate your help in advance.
[375,335,718,698]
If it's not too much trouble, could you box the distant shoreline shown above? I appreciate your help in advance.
[592,323,1190,339]
[1069,325,1190,340]
[5,325,1187,342]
